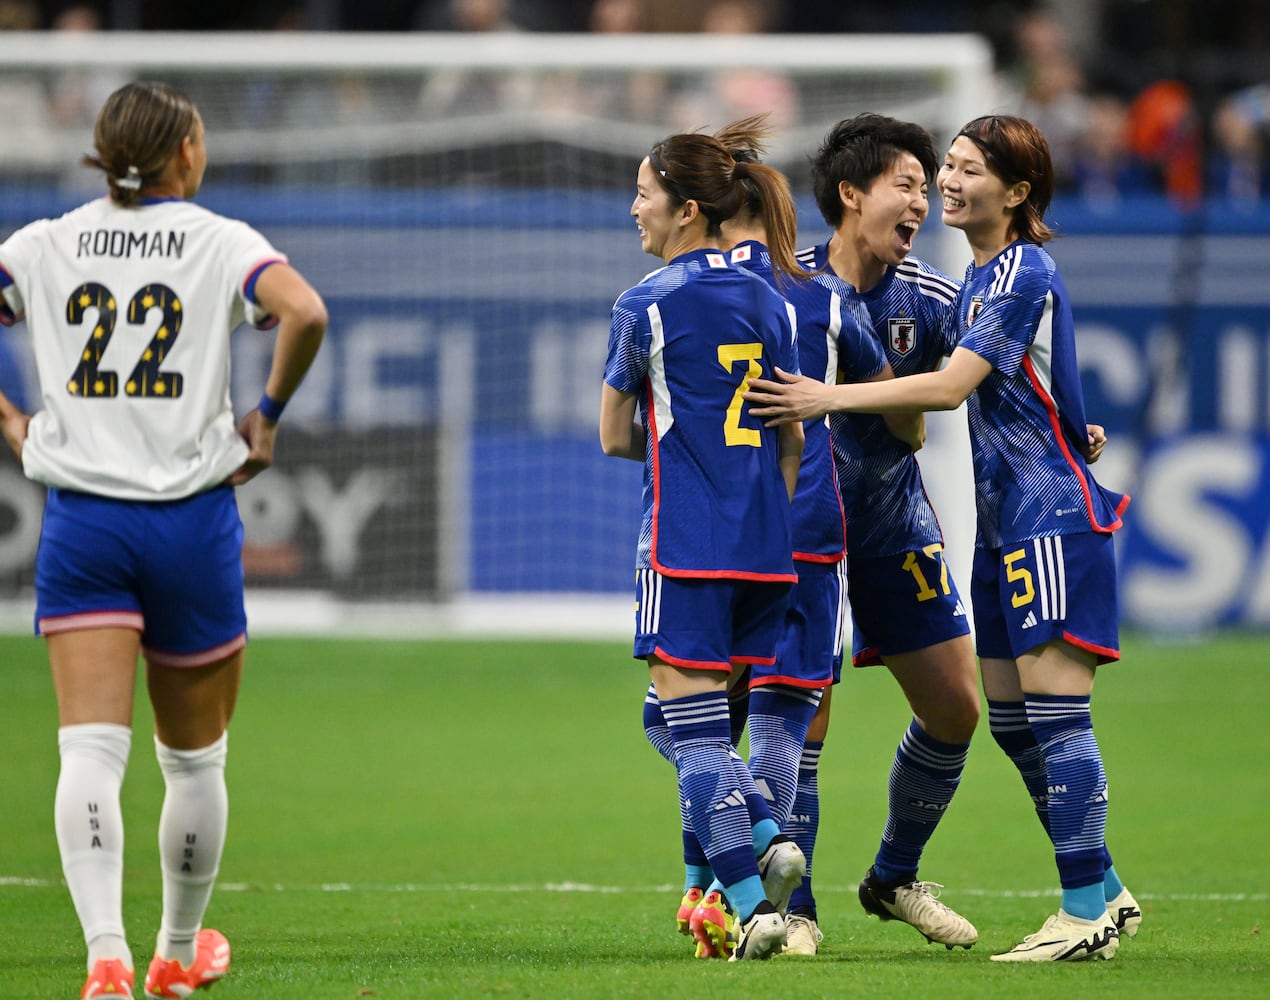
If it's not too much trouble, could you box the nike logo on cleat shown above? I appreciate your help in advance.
[1057,927,1118,959]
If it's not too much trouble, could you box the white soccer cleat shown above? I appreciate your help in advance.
[990,910,1119,963]
[1107,886,1142,938]
[728,900,786,961]
[757,836,806,914]
[782,912,823,956]
[858,868,978,948]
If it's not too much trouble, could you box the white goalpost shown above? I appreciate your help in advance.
[0,31,991,636]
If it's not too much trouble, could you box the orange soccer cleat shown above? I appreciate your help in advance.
[143,929,230,999]
[81,958,135,999]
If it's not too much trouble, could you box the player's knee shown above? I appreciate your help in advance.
[921,689,980,744]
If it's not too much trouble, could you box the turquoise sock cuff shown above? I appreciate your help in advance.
[1063,882,1107,922]
[723,874,766,923]
[685,864,712,892]
[751,818,780,855]
[1103,864,1125,900]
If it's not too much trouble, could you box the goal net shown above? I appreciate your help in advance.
[0,31,990,635]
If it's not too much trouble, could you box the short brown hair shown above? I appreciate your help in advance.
[812,113,940,229]
[955,115,1056,244]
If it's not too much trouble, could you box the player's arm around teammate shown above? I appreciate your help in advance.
[775,114,981,954]
[748,113,1138,963]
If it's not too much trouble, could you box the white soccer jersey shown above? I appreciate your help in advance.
[0,196,284,500]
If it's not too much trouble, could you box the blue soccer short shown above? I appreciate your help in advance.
[971,531,1121,663]
[36,486,248,667]
[847,543,971,666]
[750,558,845,690]
[633,568,790,672]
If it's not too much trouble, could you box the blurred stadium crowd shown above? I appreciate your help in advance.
[5,0,1270,204]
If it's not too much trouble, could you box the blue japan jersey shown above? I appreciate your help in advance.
[731,240,877,562]
[803,243,961,557]
[604,248,800,581]
[955,241,1130,548]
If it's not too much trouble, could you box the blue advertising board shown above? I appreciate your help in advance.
[0,186,1267,628]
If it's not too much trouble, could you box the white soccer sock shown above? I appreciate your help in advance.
[155,732,229,967]
[55,722,133,971]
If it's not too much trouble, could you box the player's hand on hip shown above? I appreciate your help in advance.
[228,409,279,485]
[1,407,29,462]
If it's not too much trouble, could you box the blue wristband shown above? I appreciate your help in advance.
[258,392,287,423]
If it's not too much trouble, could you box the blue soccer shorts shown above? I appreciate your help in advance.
[971,531,1121,663]
[750,558,845,690]
[633,568,790,672]
[36,486,248,667]
[847,543,971,666]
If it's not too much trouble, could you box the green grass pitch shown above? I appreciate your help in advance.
[2,632,1265,997]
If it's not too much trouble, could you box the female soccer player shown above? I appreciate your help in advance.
[0,81,327,998]
[672,119,920,960]
[743,114,1138,963]
[600,119,805,960]
[783,114,981,956]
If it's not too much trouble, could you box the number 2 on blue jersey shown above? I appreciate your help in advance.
[718,342,763,447]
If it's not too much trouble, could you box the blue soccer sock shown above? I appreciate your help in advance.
[681,797,710,890]
[747,685,820,830]
[647,687,713,892]
[660,690,760,913]
[988,699,1051,836]
[722,875,768,924]
[1103,863,1125,901]
[642,685,674,763]
[723,743,780,854]
[1063,883,1107,921]
[872,719,969,884]
[785,740,822,916]
[683,859,712,894]
[1025,693,1110,921]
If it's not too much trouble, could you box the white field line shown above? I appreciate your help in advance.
[1,876,1265,902]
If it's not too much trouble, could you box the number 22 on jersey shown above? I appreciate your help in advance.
[66,281,184,399]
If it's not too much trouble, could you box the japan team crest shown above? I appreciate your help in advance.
[967,294,985,325]
[888,317,916,355]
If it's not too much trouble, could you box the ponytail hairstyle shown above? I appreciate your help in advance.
[954,114,1056,244]
[647,114,805,282]
[82,81,199,207]
[712,113,767,222]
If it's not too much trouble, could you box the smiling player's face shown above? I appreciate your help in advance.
[630,157,677,261]
[938,136,1013,240]
[856,150,929,268]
